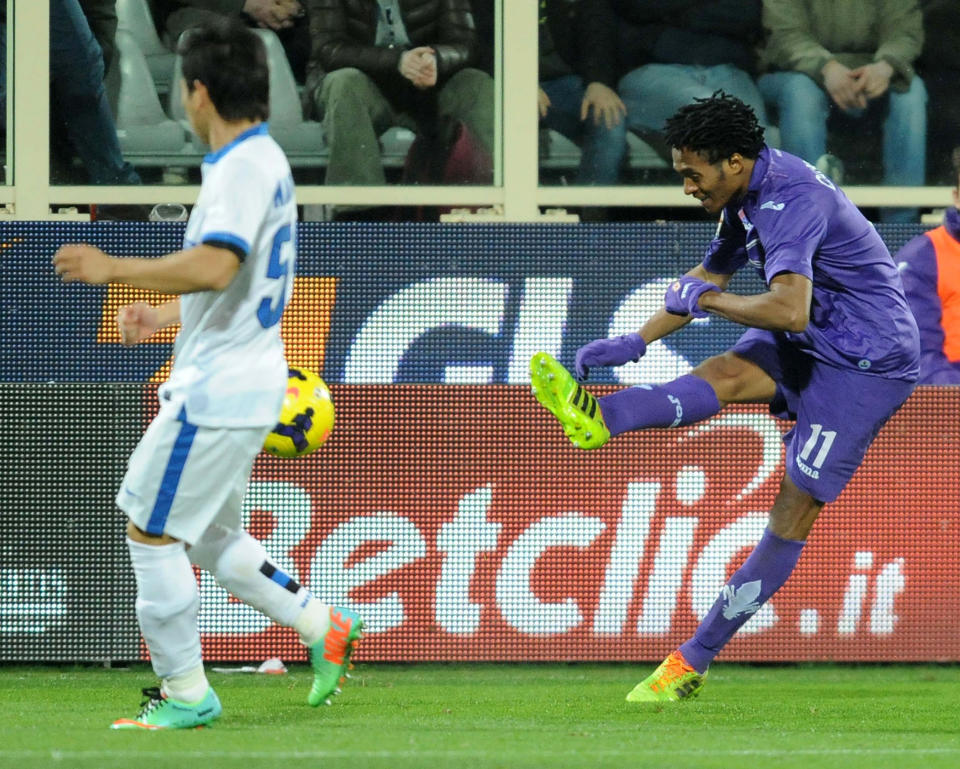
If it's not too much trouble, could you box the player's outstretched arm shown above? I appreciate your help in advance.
[117,300,180,346]
[698,272,811,332]
[643,264,732,341]
[53,243,240,294]
[574,265,730,380]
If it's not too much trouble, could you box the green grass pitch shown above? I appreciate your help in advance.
[1,663,959,769]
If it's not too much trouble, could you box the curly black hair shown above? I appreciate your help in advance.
[663,91,765,164]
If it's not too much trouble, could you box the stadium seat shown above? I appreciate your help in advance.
[116,0,176,94]
[169,29,325,167]
[380,127,417,169]
[113,30,190,165]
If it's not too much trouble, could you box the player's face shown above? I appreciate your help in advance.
[180,78,210,145]
[672,147,746,216]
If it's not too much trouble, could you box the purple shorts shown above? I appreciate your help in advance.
[731,329,916,502]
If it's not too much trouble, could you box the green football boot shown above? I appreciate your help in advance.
[529,352,610,450]
[626,651,707,703]
[307,606,364,707]
[110,686,222,730]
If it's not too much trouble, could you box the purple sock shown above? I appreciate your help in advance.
[679,528,806,673]
[598,374,721,437]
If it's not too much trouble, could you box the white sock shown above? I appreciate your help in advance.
[162,664,210,703]
[294,598,331,647]
[127,537,202,680]
[189,526,323,628]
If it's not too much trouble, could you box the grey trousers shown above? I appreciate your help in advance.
[316,67,495,185]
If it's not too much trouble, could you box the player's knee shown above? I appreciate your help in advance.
[691,353,758,403]
[209,531,267,591]
[135,586,198,624]
[767,476,824,540]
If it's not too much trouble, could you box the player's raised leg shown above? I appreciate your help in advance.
[530,352,610,449]
[530,351,725,450]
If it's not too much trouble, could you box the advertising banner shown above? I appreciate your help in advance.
[197,386,960,663]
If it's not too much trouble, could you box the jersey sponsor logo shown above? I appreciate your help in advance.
[760,200,785,212]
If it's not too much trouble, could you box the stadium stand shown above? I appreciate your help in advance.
[113,29,189,166]
[116,0,176,95]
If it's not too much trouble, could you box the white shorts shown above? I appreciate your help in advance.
[116,404,272,544]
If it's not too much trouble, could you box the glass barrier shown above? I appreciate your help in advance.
[536,0,949,224]
[46,0,500,206]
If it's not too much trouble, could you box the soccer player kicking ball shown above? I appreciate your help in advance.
[530,92,920,703]
[52,19,362,729]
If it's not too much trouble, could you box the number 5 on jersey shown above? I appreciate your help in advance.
[257,223,295,328]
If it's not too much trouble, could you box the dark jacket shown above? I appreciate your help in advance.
[540,0,620,88]
[80,0,119,71]
[303,0,476,116]
[151,0,246,43]
[611,0,764,73]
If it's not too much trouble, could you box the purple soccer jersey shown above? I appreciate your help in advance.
[703,147,920,379]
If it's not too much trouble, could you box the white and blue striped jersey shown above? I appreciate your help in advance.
[159,123,297,428]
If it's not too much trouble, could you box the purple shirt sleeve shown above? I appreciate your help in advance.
[702,208,748,274]
[754,187,828,283]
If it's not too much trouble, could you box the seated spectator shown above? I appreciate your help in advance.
[303,0,494,190]
[153,0,310,82]
[918,0,960,185]
[613,0,769,148]
[50,0,141,185]
[895,148,960,384]
[539,0,627,186]
[758,0,926,222]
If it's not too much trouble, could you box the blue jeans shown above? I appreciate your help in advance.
[50,0,140,184]
[757,70,927,188]
[540,74,627,185]
[618,63,769,136]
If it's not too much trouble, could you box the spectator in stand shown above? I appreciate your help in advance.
[918,0,960,185]
[894,148,960,384]
[758,0,926,222]
[152,1,310,82]
[613,0,769,148]
[539,0,627,186]
[303,0,494,188]
[50,0,141,184]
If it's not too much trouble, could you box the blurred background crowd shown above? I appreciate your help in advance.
[0,0,958,224]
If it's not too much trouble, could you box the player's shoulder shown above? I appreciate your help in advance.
[749,150,836,222]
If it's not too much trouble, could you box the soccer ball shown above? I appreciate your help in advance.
[263,367,336,458]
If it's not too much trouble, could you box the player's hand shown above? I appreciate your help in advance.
[399,47,437,88]
[243,0,302,30]
[849,61,893,100]
[822,59,867,111]
[574,333,647,381]
[664,276,720,318]
[52,243,115,285]
[117,302,160,347]
[580,82,626,130]
[538,87,551,119]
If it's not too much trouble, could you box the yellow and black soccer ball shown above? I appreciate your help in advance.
[263,367,336,458]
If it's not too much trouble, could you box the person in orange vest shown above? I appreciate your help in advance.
[895,147,960,384]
